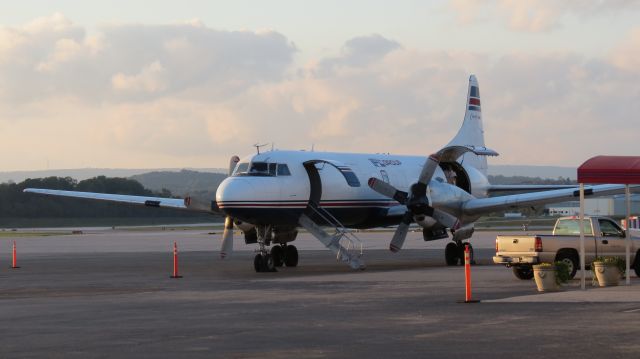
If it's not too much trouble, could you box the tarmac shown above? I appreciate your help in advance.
[1,228,639,358]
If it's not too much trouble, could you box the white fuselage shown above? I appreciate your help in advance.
[216,150,489,227]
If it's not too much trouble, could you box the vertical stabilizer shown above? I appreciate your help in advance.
[446,75,488,175]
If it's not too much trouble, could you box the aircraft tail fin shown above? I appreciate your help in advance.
[446,75,488,176]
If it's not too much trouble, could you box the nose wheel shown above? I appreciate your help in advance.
[254,225,276,273]
[254,253,276,272]
[268,244,299,269]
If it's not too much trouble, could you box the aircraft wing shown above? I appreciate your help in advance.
[487,184,577,194]
[463,184,637,216]
[23,188,217,213]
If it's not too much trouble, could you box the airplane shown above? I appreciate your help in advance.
[24,75,634,273]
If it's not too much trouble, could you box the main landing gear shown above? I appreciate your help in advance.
[253,225,299,273]
[445,241,474,266]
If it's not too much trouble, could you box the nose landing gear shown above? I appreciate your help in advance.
[254,225,299,272]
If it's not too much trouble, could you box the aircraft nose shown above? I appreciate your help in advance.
[216,177,255,215]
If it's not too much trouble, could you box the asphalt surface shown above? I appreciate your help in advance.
[1,229,639,358]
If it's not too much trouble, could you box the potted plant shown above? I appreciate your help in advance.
[592,256,625,287]
[533,261,570,292]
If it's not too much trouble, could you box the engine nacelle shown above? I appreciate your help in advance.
[414,215,437,229]
[452,225,475,242]
[233,220,257,244]
[234,220,254,232]
[273,226,298,244]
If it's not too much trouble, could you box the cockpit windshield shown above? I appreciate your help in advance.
[233,162,291,177]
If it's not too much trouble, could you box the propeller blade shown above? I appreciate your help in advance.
[431,209,461,230]
[221,155,240,259]
[390,212,413,252]
[220,216,234,259]
[418,154,441,185]
[367,178,408,204]
[228,155,240,176]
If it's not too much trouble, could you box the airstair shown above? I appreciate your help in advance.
[298,205,365,270]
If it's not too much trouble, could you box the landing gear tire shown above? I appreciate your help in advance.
[445,243,458,266]
[512,265,534,280]
[461,243,475,266]
[284,245,299,267]
[254,254,262,272]
[449,242,473,266]
[271,245,284,267]
[254,253,277,273]
[555,250,579,279]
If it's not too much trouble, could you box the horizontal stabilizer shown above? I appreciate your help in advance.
[437,145,498,163]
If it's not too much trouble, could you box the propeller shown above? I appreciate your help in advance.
[368,153,460,252]
[220,155,240,259]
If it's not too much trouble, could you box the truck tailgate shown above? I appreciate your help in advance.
[496,235,539,253]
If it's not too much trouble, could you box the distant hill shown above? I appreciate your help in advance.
[0,167,226,184]
[130,170,227,198]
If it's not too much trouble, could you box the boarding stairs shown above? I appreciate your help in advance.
[298,205,365,270]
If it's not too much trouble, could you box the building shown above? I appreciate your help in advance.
[545,194,640,217]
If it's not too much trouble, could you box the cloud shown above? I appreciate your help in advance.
[0,14,297,104]
[450,0,640,32]
[111,61,168,93]
[315,34,400,76]
[610,27,640,72]
[1,15,640,170]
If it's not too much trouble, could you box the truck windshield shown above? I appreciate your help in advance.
[553,219,594,236]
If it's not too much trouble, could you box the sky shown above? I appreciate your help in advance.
[1,0,639,171]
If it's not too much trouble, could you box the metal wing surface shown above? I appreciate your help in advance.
[487,184,577,194]
[463,184,638,216]
[23,188,216,213]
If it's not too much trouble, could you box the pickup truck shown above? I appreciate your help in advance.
[493,216,640,280]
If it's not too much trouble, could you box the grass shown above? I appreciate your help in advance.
[0,216,223,229]
[0,230,73,238]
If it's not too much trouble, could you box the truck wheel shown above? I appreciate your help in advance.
[445,243,458,266]
[512,265,534,280]
[634,251,640,277]
[555,251,579,279]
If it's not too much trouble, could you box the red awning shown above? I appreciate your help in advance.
[577,156,640,184]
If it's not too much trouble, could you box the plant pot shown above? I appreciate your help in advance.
[593,263,621,287]
[533,265,560,292]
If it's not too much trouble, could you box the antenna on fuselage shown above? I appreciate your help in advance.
[254,143,268,154]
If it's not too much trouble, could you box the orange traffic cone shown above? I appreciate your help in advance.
[11,241,20,269]
[170,242,182,278]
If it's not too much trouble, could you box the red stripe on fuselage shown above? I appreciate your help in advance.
[218,201,396,208]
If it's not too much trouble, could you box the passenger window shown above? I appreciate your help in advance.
[598,219,624,237]
[277,164,291,176]
[342,170,360,187]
